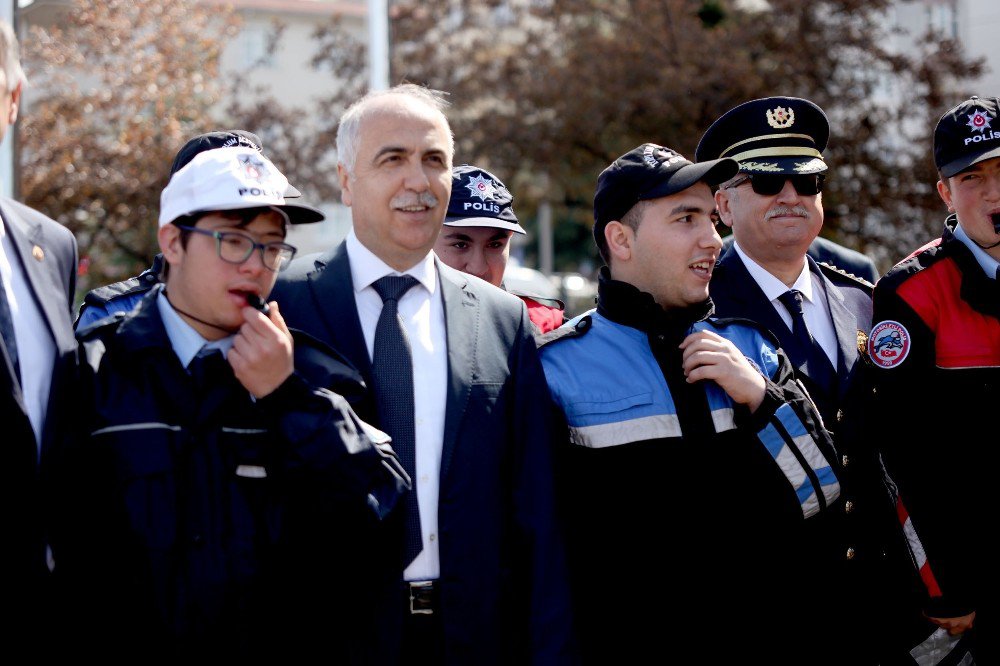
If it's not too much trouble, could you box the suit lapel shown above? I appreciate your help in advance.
[307,243,373,383]
[812,260,860,398]
[3,205,75,353]
[715,249,811,374]
[437,260,476,483]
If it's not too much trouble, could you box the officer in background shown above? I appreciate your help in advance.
[540,143,853,664]
[697,97,909,661]
[74,129,296,328]
[434,164,565,333]
[868,95,1000,663]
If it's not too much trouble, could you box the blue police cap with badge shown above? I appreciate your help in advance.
[695,96,830,175]
[934,95,1000,178]
[445,165,526,234]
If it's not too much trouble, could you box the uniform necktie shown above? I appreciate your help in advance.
[0,271,20,384]
[188,346,227,391]
[371,275,423,567]
[777,289,836,395]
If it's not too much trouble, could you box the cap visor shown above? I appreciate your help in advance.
[443,216,526,234]
[641,158,740,200]
[940,145,1000,178]
[279,201,325,224]
[740,156,827,175]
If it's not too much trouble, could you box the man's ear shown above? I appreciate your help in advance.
[604,221,634,263]
[6,81,21,126]
[158,224,184,268]
[338,163,353,207]
[936,179,954,212]
[715,188,736,229]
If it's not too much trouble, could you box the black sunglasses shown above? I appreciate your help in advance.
[724,173,825,197]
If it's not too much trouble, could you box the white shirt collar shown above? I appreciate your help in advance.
[156,291,235,369]
[346,228,438,295]
[953,222,1000,280]
[733,240,815,303]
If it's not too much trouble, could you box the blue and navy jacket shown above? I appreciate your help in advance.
[539,275,857,663]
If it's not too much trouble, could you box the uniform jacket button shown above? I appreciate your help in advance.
[845,500,854,514]
[845,547,855,560]
[836,409,844,422]
[841,455,850,467]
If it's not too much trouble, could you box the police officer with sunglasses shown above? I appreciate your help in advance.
[697,97,915,662]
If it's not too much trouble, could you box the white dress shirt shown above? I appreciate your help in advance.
[733,241,838,366]
[0,218,56,454]
[346,230,448,582]
[953,222,1000,280]
[156,291,235,368]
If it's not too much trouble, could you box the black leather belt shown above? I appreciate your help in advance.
[408,580,437,615]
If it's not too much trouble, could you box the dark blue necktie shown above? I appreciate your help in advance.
[778,289,836,394]
[0,270,20,384]
[371,275,423,567]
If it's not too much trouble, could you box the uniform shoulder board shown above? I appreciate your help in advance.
[537,311,593,348]
[83,271,159,306]
[75,310,129,340]
[710,315,782,349]
[817,261,874,289]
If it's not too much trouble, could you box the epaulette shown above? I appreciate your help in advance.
[817,261,874,289]
[508,288,566,311]
[537,312,593,348]
[83,270,159,306]
[75,310,129,340]
[710,315,783,349]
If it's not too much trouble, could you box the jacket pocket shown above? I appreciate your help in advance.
[92,424,181,550]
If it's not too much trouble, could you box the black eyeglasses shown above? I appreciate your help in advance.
[175,225,297,272]
[724,173,825,197]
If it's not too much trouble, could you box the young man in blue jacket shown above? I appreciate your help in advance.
[540,143,855,664]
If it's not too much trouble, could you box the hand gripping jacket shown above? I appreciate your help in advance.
[538,278,854,663]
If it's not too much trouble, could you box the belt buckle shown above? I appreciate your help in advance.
[408,580,435,615]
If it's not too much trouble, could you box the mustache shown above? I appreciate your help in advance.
[391,191,440,209]
[765,205,810,220]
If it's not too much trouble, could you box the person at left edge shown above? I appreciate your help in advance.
[50,146,409,659]
[434,164,565,333]
[271,83,574,665]
[539,143,849,664]
[0,18,77,650]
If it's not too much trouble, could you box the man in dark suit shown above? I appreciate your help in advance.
[271,84,573,665]
[697,96,913,661]
[0,18,77,646]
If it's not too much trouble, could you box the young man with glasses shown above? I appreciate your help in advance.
[697,97,911,662]
[51,146,409,659]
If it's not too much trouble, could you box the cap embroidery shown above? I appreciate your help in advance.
[465,174,497,201]
[739,160,782,172]
[966,110,993,134]
[794,158,827,173]
[238,153,271,183]
[766,106,795,129]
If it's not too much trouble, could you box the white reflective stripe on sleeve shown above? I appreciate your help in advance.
[711,407,735,433]
[773,403,840,508]
[569,414,681,449]
[757,421,820,518]
[91,422,183,436]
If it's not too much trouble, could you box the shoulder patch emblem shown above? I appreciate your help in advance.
[868,320,910,368]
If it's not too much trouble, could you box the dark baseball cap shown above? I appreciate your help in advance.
[445,165,526,234]
[934,96,1000,178]
[593,143,738,240]
[696,96,829,175]
[169,130,303,198]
